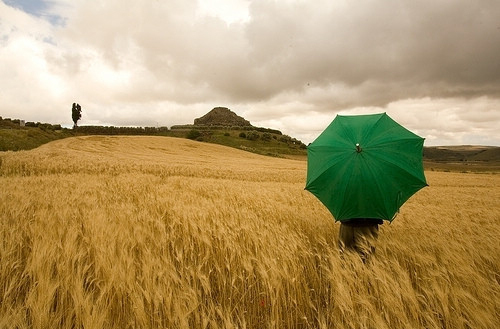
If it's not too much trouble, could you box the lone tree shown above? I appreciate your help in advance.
[72,103,82,128]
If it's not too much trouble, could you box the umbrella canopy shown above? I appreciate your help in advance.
[305,113,427,222]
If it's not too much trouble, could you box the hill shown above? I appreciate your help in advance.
[1,114,499,170]
[424,145,500,162]
[423,145,500,172]
[1,112,307,157]
[194,107,251,126]
[146,107,307,157]
[0,117,74,151]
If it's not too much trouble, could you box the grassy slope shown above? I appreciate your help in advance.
[0,127,74,151]
[3,124,499,171]
[0,125,306,157]
[189,129,307,157]
[0,136,499,328]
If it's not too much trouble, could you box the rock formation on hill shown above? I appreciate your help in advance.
[194,107,251,127]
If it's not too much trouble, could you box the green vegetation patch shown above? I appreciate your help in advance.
[0,127,73,151]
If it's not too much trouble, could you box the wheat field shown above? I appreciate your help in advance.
[0,136,498,329]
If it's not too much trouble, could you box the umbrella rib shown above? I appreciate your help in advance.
[337,158,357,220]
[362,155,391,220]
[368,140,427,185]
[374,153,426,184]
[306,145,353,187]
[363,112,386,144]
[369,137,425,147]
[363,154,426,220]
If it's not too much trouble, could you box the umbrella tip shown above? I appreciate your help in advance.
[356,143,362,153]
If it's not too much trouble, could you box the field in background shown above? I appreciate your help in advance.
[1,136,499,329]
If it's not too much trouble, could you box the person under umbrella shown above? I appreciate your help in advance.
[337,218,383,261]
[305,113,427,261]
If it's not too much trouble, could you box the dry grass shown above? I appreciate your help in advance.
[1,136,499,329]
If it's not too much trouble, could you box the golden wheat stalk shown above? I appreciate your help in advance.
[1,136,498,328]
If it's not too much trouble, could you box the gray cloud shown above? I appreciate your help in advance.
[48,0,500,105]
[1,0,499,146]
[243,0,500,105]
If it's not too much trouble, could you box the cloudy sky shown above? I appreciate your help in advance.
[1,0,499,145]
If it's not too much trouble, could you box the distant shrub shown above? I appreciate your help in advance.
[224,132,230,137]
[279,136,292,143]
[261,133,272,142]
[38,123,61,131]
[254,127,282,135]
[239,132,246,138]
[187,130,201,140]
[246,132,260,141]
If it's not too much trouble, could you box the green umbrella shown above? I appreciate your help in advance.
[305,113,427,222]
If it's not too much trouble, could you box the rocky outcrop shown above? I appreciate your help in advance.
[194,107,251,127]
